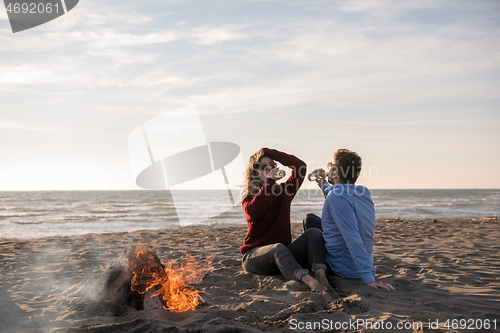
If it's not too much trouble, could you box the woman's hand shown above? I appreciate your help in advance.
[264,167,279,180]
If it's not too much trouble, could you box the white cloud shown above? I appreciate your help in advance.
[0,61,93,87]
[161,12,499,116]
[338,0,444,13]
[85,49,159,64]
[0,121,81,132]
[0,6,8,21]
[188,25,254,45]
[0,0,499,189]
[0,65,66,85]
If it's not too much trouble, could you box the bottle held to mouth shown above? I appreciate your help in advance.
[274,170,286,180]
[307,171,327,182]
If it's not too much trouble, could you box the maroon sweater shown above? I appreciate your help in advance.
[240,148,306,254]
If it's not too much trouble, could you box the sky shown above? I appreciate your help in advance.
[0,0,499,190]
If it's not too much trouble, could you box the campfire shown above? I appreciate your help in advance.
[129,245,212,312]
[89,245,212,312]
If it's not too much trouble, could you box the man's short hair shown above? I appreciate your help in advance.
[333,149,362,184]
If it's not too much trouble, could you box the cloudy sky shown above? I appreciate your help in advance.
[0,0,499,190]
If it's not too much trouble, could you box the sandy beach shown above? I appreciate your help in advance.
[1,217,499,333]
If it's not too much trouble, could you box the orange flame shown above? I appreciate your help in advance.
[128,245,212,312]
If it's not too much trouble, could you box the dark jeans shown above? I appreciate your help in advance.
[242,228,327,281]
[303,213,323,232]
[303,213,337,275]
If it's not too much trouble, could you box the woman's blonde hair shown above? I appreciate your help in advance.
[240,150,266,198]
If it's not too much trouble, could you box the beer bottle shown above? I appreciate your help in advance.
[274,170,286,180]
[307,171,327,181]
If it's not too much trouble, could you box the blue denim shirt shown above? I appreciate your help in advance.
[320,182,376,284]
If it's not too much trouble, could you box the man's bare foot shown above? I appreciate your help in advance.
[314,268,332,289]
[300,274,326,292]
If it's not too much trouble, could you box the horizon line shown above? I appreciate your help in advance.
[0,188,499,192]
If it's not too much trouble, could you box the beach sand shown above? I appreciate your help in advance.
[1,217,499,333]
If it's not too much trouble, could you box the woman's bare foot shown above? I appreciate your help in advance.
[300,274,326,292]
[314,268,332,289]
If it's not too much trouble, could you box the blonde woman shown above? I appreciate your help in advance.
[240,147,331,291]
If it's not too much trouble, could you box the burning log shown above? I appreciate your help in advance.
[88,245,212,313]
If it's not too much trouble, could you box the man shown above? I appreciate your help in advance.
[304,149,395,291]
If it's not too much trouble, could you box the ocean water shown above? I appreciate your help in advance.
[0,189,499,239]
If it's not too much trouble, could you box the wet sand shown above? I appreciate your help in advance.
[1,217,499,332]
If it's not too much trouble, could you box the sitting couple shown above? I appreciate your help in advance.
[239,147,394,292]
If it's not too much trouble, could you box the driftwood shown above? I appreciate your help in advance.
[95,268,133,302]
[85,247,166,311]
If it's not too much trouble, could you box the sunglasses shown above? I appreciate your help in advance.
[254,160,278,171]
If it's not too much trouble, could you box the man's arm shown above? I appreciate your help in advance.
[312,168,333,198]
[320,182,333,198]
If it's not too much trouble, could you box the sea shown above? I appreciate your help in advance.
[1,189,499,239]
